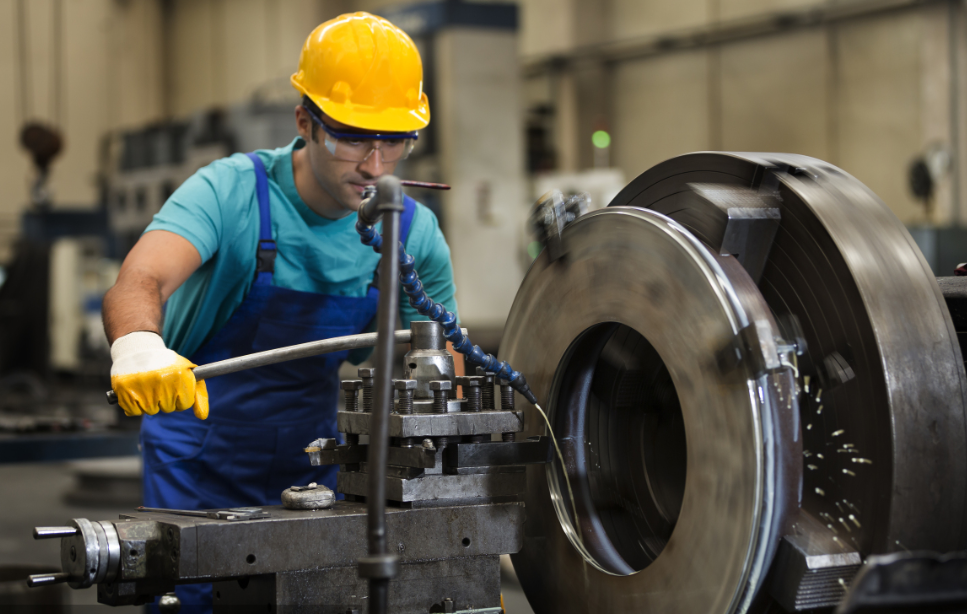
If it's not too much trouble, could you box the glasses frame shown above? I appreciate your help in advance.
[303,105,419,162]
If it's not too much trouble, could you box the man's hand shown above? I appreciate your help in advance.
[110,332,209,420]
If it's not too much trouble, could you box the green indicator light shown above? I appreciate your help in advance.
[527,241,543,260]
[592,130,611,149]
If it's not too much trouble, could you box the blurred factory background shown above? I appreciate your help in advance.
[0,0,965,610]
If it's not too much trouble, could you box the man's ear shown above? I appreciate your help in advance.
[294,105,313,141]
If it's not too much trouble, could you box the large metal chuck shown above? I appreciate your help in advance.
[501,152,967,614]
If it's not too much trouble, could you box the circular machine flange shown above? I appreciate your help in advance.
[503,206,799,613]
[608,152,967,557]
[503,152,967,614]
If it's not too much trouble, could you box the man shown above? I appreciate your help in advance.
[102,13,458,611]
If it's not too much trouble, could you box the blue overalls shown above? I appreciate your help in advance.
[141,153,415,612]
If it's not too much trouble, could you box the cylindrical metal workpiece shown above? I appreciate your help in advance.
[394,379,417,414]
[342,380,362,412]
[359,368,375,412]
[411,321,446,350]
[476,367,496,410]
[403,321,455,400]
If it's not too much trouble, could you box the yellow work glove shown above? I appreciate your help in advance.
[109,332,209,420]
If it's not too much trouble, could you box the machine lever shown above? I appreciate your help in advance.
[106,328,467,405]
[33,526,79,539]
[27,572,72,587]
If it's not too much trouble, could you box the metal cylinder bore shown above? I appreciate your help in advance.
[476,367,496,409]
[358,368,375,411]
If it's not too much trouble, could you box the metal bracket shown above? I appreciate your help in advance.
[767,510,862,611]
[683,182,781,283]
[529,190,589,262]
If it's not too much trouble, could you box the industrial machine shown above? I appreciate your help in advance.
[24,153,967,613]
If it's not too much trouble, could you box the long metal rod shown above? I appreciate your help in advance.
[106,328,466,404]
[367,176,403,614]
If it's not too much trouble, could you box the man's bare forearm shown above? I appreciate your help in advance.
[103,273,165,345]
[102,231,203,346]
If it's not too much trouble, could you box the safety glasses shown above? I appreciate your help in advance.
[304,106,418,163]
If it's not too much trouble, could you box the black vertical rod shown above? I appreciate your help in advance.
[365,175,403,614]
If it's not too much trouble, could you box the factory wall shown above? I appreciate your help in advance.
[4,0,966,257]
[0,0,165,260]
[520,0,967,228]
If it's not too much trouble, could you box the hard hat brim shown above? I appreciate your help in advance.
[293,76,430,133]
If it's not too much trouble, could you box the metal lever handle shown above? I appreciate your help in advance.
[27,572,72,587]
[106,328,467,405]
[33,526,79,539]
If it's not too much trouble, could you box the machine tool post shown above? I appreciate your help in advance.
[395,379,417,447]
[358,368,375,412]
[500,378,517,442]
[359,175,402,614]
[430,380,452,447]
[357,206,538,406]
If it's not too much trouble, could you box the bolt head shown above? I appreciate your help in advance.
[429,380,452,391]
[394,379,417,390]
[456,376,482,387]
[499,378,512,386]
[341,379,363,390]
[357,368,375,378]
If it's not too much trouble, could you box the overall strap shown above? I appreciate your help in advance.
[400,194,417,246]
[246,152,276,286]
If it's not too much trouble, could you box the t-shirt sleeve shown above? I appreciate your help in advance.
[144,163,228,263]
[399,205,459,328]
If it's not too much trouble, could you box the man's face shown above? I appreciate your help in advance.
[295,106,402,214]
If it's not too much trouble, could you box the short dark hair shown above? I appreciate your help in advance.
[302,95,321,142]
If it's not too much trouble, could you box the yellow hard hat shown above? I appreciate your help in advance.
[291,12,430,133]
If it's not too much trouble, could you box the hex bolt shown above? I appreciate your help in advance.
[394,379,417,414]
[456,376,483,412]
[341,380,362,412]
[444,597,455,613]
[457,376,487,442]
[358,368,375,411]
[476,367,496,410]
[500,378,516,442]
[395,379,418,448]
[429,380,452,414]
[430,380,452,448]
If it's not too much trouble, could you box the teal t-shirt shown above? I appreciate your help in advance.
[146,137,458,360]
